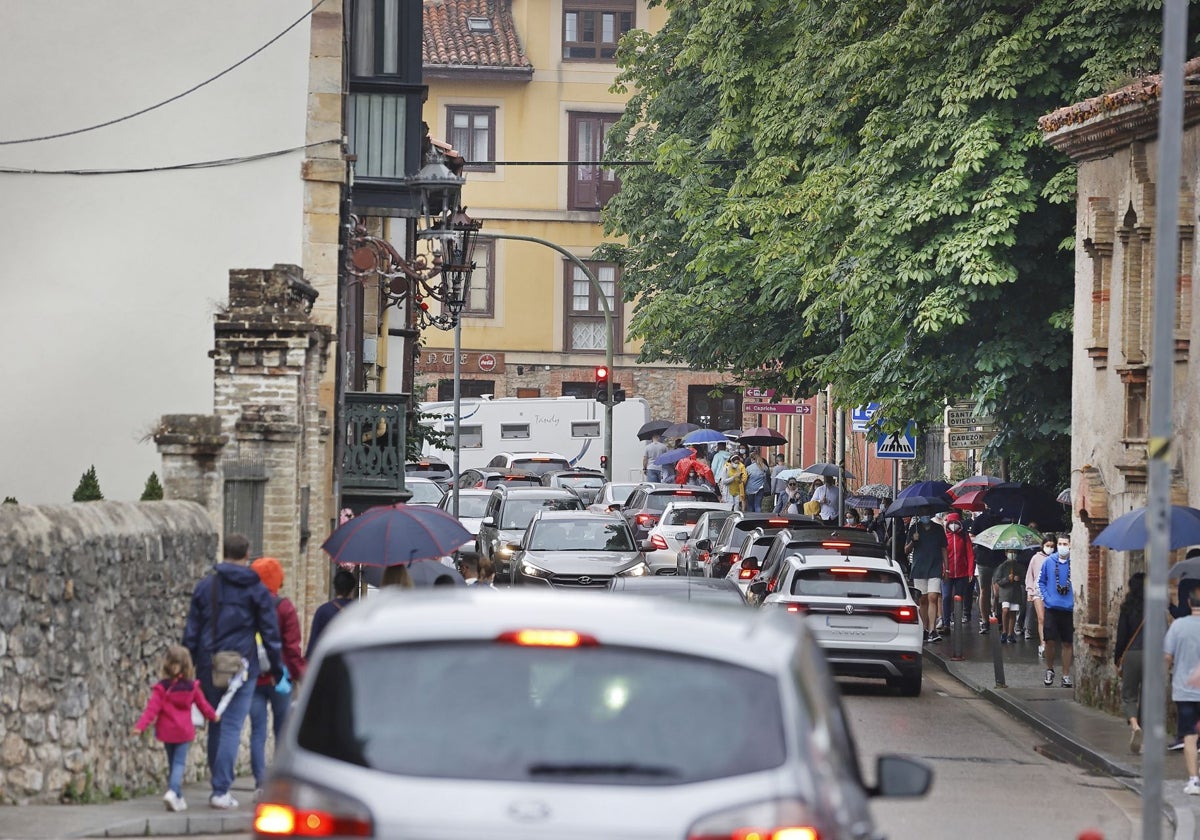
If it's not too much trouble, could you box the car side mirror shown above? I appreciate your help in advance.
[608,503,621,512]
[506,541,523,553]
[482,516,495,527]
[640,540,655,553]
[748,580,767,596]
[870,755,933,798]
[696,539,711,552]
[675,531,690,541]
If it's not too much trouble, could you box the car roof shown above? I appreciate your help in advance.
[608,576,744,595]
[544,469,605,478]
[533,509,625,521]
[783,550,900,572]
[316,589,800,672]
[494,451,570,460]
[406,476,441,485]
[496,486,581,498]
[660,500,730,513]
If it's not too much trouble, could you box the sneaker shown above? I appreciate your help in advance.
[928,631,942,643]
[1043,668,1055,686]
[1131,728,1143,754]
[1185,779,1200,796]
[1024,628,1032,640]
[1169,738,1186,751]
[1015,624,1025,634]
[1008,635,1018,645]
[163,790,182,812]
[979,622,989,635]
[1061,675,1073,688]
[209,792,239,810]
[1038,643,1045,656]
[935,618,945,632]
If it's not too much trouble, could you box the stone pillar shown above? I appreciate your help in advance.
[153,414,227,541]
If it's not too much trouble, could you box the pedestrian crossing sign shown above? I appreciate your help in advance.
[876,423,917,460]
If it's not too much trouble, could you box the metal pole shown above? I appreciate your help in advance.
[1142,6,1185,838]
[451,313,462,518]
[473,231,614,479]
[836,406,846,525]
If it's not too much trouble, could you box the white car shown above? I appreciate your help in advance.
[757,535,924,696]
[438,488,492,556]
[642,501,733,574]
[258,590,932,839]
[405,477,447,507]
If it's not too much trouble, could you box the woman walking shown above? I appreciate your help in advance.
[1025,534,1056,656]
[1114,572,1146,753]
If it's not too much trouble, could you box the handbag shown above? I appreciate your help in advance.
[209,576,243,690]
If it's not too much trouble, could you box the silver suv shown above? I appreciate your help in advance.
[260,590,932,839]
[476,487,584,580]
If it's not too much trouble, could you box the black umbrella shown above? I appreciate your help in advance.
[982,483,1065,531]
[664,422,700,440]
[322,504,472,566]
[637,419,672,441]
[882,495,951,519]
[803,462,856,480]
[738,427,788,446]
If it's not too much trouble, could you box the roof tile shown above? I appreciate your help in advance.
[423,0,532,70]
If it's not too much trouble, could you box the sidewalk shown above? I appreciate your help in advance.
[923,618,1197,840]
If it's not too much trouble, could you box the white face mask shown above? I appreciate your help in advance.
[1057,544,1071,558]
[948,523,961,532]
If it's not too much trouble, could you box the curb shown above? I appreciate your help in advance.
[82,813,252,838]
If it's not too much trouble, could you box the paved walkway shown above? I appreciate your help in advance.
[1,623,1198,839]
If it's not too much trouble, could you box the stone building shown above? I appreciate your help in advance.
[1040,59,1200,710]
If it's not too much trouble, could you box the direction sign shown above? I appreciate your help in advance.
[946,403,994,429]
[745,402,813,415]
[876,423,917,460]
[949,430,995,450]
[852,402,882,433]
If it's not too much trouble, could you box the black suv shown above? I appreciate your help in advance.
[620,483,720,541]
[475,486,586,579]
[749,527,888,605]
[708,512,820,579]
[456,468,543,490]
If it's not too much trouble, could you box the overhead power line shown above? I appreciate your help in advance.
[0,0,327,147]
[0,139,340,175]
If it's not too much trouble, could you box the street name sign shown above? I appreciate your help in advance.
[876,423,917,460]
[746,402,813,415]
[946,402,994,430]
[949,430,995,450]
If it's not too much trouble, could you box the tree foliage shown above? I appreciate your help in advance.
[72,466,104,502]
[1,497,16,505]
[603,0,1191,484]
[140,472,164,501]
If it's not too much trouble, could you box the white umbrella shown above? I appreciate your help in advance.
[778,469,822,484]
[214,658,249,718]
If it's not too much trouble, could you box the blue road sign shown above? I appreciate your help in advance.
[851,402,882,433]
[876,423,917,460]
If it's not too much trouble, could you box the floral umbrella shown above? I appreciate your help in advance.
[971,523,1044,551]
[856,483,894,500]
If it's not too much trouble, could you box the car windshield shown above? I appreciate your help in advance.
[646,491,717,511]
[502,497,585,530]
[298,642,786,785]
[663,507,712,527]
[450,495,490,518]
[511,458,572,476]
[559,476,604,491]
[407,482,446,505]
[790,567,907,598]
[528,519,636,551]
[705,513,735,538]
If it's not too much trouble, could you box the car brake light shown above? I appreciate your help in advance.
[785,604,806,613]
[821,540,853,549]
[474,481,485,488]
[650,534,669,550]
[829,567,868,575]
[738,567,757,580]
[254,782,373,837]
[636,513,656,525]
[496,629,599,648]
[677,490,695,495]
[889,606,920,624]
[687,798,821,840]
[728,553,740,564]
[767,518,790,525]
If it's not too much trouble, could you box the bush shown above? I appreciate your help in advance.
[140,472,164,501]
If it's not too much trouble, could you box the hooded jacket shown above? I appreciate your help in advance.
[182,562,283,685]
[251,557,307,686]
[943,513,974,578]
[135,676,217,743]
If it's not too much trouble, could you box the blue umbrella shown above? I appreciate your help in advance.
[322,503,472,567]
[883,495,952,519]
[653,447,693,467]
[1093,505,1200,551]
[682,428,728,445]
[895,480,952,501]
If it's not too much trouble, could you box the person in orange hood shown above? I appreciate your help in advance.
[940,512,975,632]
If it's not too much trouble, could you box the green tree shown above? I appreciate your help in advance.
[140,472,164,501]
[72,466,104,502]
[2,497,16,505]
[603,0,1193,486]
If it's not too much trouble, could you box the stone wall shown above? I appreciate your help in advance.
[0,501,217,805]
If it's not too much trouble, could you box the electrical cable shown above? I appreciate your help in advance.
[0,0,327,146]
[0,139,340,176]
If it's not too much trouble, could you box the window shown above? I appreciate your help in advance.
[464,239,494,316]
[562,0,634,60]
[572,421,601,438]
[565,260,620,352]
[459,425,483,449]
[687,385,742,432]
[500,423,531,440]
[447,106,496,172]
[569,112,620,210]
[561,381,594,399]
[436,379,495,401]
[1124,380,1148,440]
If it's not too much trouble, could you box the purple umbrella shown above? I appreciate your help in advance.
[653,447,693,467]
[322,504,472,567]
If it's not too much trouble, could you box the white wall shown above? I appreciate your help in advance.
[0,1,314,503]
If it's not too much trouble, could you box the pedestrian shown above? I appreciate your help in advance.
[745,456,768,512]
[776,478,804,514]
[940,511,974,632]
[477,554,498,588]
[674,446,700,486]
[905,514,947,643]
[1171,547,1200,618]
[306,569,356,659]
[248,557,306,802]
[769,454,789,511]
[457,551,481,584]
[710,441,731,486]
[181,533,283,810]
[380,564,415,588]
[643,433,669,483]
[132,645,219,812]
[970,502,1007,635]
[843,509,862,527]
[1037,532,1075,688]
[718,453,748,510]
[1165,580,1200,795]
[1114,572,1146,754]
[1024,534,1056,655]
[813,475,841,526]
[993,550,1027,643]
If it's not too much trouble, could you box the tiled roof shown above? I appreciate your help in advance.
[1039,57,1200,133]
[423,0,532,71]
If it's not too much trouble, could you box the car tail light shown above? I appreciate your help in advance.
[821,540,853,549]
[829,567,868,575]
[687,798,822,840]
[636,513,657,526]
[767,518,790,525]
[474,481,485,488]
[254,780,373,837]
[785,603,807,614]
[496,629,599,648]
[738,567,758,580]
[888,606,920,624]
[650,534,669,550]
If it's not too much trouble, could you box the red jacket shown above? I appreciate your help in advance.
[257,596,307,687]
[944,514,975,578]
[135,677,216,744]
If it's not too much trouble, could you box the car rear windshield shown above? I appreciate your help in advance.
[646,490,718,511]
[501,497,585,529]
[607,485,637,505]
[558,475,605,491]
[789,567,907,598]
[512,458,572,476]
[407,482,446,505]
[449,494,490,518]
[488,475,542,488]
[298,642,787,785]
[663,507,715,527]
[527,519,635,551]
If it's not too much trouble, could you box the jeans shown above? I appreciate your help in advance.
[203,674,255,797]
[250,683,290,786]
[746,490,764,512]
[164,741,190,797]
[645,468,663,483]
[941,577,973,625]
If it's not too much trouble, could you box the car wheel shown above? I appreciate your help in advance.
[891,670,922,697]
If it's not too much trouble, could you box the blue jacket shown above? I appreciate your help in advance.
[1038,554,1074,611]
[182,563,283,685]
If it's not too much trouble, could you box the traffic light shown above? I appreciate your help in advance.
[611,387,626,405]
[594,366,611,403]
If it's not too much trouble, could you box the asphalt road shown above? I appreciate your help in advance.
[844,668,1161,840]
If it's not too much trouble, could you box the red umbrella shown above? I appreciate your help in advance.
[948,475,1004,498]
[951,490,988,511]
[738,427,788,446]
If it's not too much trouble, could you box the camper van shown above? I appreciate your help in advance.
[418,396,652,481]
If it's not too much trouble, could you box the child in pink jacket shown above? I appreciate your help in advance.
[133,645,218,812]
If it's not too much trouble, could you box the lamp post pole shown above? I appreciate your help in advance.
[452,311,463,517]
[474,231,615,479]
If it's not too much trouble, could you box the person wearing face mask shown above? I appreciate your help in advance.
[969,502,1008,635]
[939,512,974,633]
[1037,533,1075,688]
[1024,535,1057,656]
[905,514,948,643]
[993,550,1028,643]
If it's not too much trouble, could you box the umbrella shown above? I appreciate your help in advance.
[682,428,729,445]
[1092,505,1200,552]
[777,469,823,484]
[663,422,700,440]
[214,658,250,718]
[855,483,894,500]
[951,489,989,512]
[982,482,1065,530]
[653,447,693,467]
[322,503,472,567]
[882,495,951,518]
[637,419,672,441]
[895,480,952,501]
[738,427,788,446]
[408,559,467,587]
[971,523,1045,551]
[1056,487,1071,505]
[846,494,883,510]
[1168,552,1200,581]
[804,463,856,480]
[948,475,1005,498]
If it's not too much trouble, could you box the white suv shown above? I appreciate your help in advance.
[758,536,923,696]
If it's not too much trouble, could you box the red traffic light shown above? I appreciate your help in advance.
[594,366,610,383]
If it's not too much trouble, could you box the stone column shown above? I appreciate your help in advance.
[153,414,227,540]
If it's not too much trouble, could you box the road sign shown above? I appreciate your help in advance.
[852,402,882,433]
[946,403,994,429]
[876,424,916,460]
[744,387,776,399]
[949,430,995,450]
[745,402,813,415]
